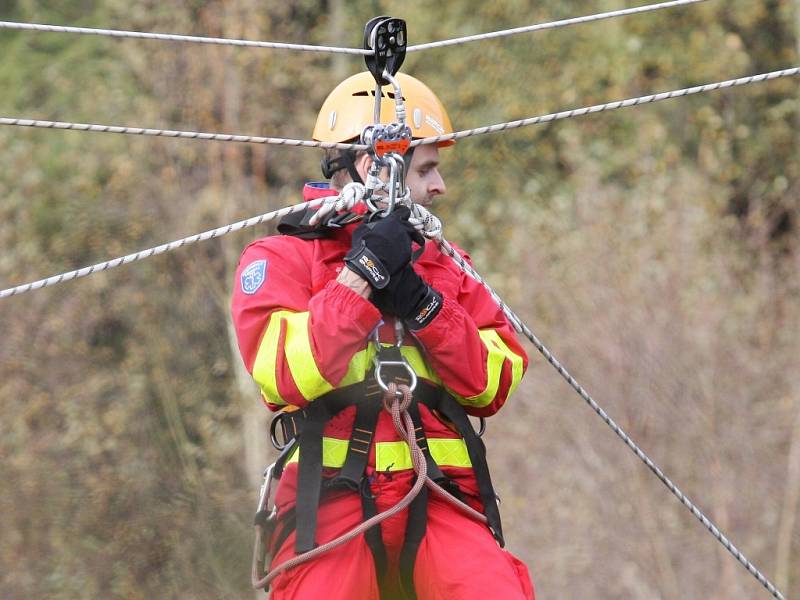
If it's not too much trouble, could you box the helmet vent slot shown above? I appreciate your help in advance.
[351,90,405,100]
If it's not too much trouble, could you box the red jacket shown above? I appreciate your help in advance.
[231,183,527,507]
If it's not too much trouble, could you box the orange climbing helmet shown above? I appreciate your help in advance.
[313,71,454,146]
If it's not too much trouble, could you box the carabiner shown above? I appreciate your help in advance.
[373,356,418,395]
[252,461,279,589]
[256,462,278,517]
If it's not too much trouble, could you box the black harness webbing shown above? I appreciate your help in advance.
[424,388,505,547]
[294,398,331,553]
[274,378,502,592]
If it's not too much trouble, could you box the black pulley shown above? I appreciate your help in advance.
[363,16,407,85]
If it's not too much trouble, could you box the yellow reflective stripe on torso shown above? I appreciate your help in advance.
[286,437,472,471]
[252,314,442,404]
[458,329,525,408]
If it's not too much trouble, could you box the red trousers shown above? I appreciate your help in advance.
[268,474,535,600]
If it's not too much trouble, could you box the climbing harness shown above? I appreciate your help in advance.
[251,321,498,595]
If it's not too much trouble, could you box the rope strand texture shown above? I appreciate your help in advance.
[3,68,795,153]
[0,20,369,54]
[432,237,785,600]
[0,117,367,151]
[407,0,707,52]
[0,197,333,299]
[411,67,800,146]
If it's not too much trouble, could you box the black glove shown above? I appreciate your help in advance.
[371,264,443,330]
[344,206,424,290]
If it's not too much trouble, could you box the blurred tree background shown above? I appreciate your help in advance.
[0,0,798,598]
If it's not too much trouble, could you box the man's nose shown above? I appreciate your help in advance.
[429,170,446,196]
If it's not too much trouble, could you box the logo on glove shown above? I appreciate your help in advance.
[413,295,441,327]
[359,255,386,285]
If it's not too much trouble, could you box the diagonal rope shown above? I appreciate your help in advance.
[431,236,785,600]
[0,197,328,299]
[3,68,796,152]
[407,0,707,52]
[0,188,787,597]
[0,20,370,55]
[0,117,367,151]
[411,67,800,146]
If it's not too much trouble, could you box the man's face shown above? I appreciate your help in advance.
[405,144,447,208]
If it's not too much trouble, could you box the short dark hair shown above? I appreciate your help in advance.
[321,148,367,190]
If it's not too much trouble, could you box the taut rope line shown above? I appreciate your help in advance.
[0,20,370,54]
[411,67,800,146]
[406,0,708,52]
[2,68,796,154]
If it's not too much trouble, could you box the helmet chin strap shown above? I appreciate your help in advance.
[321,147,415,189]
[320,150,364,185]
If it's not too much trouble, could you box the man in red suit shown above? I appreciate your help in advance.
[232,71,534,600]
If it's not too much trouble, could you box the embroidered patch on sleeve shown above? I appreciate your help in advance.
[241,259,267,295]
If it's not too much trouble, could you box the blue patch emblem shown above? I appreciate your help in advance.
[241,259,267,295]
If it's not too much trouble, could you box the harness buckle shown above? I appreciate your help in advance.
[371,322,418,396]
[373,356,418,397]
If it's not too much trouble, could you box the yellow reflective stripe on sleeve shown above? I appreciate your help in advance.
[458,329,525,408]
[252,311,289,406]
[280,311,336,401]
[284,438,472,471]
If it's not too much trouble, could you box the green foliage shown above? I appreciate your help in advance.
[0,1,798,598]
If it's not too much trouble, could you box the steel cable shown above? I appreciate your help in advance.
[432,237,785,600]
[411,67,800,146]
[2,1,705,56]
[406,0,708,52]
[0,20,370,54]
[0,117,367,151]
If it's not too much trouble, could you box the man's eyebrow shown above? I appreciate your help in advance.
[416,159,439,170]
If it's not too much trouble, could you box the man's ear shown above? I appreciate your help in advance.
[355,153,373,182]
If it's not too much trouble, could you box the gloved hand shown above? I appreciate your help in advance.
[371,264,443,330]
[344,206,424,290]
